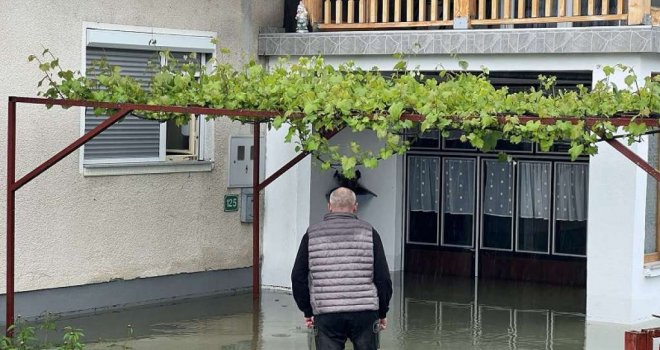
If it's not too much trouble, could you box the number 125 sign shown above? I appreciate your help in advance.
[224,194,239,212]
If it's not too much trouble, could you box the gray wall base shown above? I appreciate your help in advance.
[0,267,251,323]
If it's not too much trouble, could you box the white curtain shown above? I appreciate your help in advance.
[519,162,551,220]
[443,159,475,215]
[555,163,589,221]
[409,156,439,212]
[483,160,513,217]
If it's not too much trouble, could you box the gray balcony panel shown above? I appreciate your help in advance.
[259,26,659,56]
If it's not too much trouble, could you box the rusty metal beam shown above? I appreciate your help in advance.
[256,128,342,192]
[258,152,309,192]
[396,112,657,127]
[6,99,15,337]
[605,138,660,183]
[12,97,659,128]
[252,122,261,300]
[9,97,280,119]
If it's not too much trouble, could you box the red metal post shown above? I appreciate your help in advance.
[10,97,280,119]
[252,121,261,300]
[625,331,640,350]
[4,105,132,334]
[6,99,16,336]
[605,138,660,183]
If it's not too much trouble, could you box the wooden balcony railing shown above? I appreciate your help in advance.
[302,0,651,30]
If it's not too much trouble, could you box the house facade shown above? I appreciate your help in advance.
[259,0,660,335]
[0,0,281,318]
[1,0,660,344]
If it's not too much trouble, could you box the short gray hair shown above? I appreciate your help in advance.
[329,187,357,210]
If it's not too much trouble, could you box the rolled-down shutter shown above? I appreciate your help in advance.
[83,47,162,163]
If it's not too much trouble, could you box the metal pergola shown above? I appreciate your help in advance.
[5,96,660,335]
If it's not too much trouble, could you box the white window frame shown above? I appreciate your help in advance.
[79,22,216,170]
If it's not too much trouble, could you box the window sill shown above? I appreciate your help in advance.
[83,160,214,177]
[643,261,660,278]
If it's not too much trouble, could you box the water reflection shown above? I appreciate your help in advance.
[64,273,587,349]
[396,274,585,349]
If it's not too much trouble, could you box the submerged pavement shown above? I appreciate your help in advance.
[56,273,657,349]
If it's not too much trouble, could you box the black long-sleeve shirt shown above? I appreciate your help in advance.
[291,228,393,318]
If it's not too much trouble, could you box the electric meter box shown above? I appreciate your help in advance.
[240,188,253,223]
[228,136,264,188]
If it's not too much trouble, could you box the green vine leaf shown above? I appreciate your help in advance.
[569,144,584,160]
[29,50,660,178]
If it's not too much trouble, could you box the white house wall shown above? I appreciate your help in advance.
[0,0,282,296]
[262,127,311,289]
[307,129,405,272]
[631,54,660,324]
[262,127,403,289]
[587,54,660,325]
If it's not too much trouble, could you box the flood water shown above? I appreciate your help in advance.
[53,273,633,349]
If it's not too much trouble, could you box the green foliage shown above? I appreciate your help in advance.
[30,49,660,177]
[59,327,84,350]
[0,317,84,350]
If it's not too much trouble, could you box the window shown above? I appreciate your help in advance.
[441,130,533,152]
[552,163,588,256]
[441,158,476,247]
[405,125,440,149]
[516,161,552,254]
[407,156,440,244]
[82,24,215,167]
[536,140,573,154]
[442,130,476,151]
[481,159,514,251]
[407,155,588,257]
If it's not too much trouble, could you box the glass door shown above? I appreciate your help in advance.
[441,158,477,248]
[480,159,514,252]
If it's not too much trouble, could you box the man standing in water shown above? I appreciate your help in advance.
[291,187,393,350]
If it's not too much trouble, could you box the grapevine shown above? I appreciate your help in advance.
[29,49,660,177]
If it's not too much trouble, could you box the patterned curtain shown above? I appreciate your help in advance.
[483,160,513,217]
[555,163,589,221]
[443,159,475,215]
[519,162,551,220]
[409,156,439,212]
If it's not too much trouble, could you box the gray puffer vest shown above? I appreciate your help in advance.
[308,212,379,315]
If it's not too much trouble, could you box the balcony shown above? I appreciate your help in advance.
[262,0,660,58]
[298,0,657,30]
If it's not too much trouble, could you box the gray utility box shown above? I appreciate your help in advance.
[228,136,265,188]
[240,188,253,223]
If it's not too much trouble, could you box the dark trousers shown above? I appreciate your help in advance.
[314,311,379,350]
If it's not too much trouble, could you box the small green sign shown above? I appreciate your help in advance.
[224,194,239,212]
